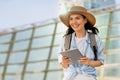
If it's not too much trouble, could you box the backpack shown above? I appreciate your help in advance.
[64,32,97,60]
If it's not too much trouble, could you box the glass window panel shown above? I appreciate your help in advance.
[24,73,44,80]
[5,75,21,80]
[0,44,9,52]
[6,65,23,73]
[51,47,59,59]
[56,22,68,33]
[111,10,120,23]
[0,75,1,80]
[28,48,49,61]
[48,61,60,69]
[109,24,120,37]
[106,53,120,64]
[107,38,120,49]
[96,68,101,78]
[46,71,63,80]
[104,67,120,77]
[34,24,55,36]
[0,66,4,74]
[95,13,110,26]
[0,34,12,43]
[12,40,29,51]
[8,52,26,63]
[0,53,7,64]
[98,26,108,38]
[15,29,32,40]
[51,46,62,69]
[32,36,52,48]
[54,33,63,45]
[26,62,47,71]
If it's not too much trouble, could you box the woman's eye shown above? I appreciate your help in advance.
[69,18,73,20]
[76,17,80,19]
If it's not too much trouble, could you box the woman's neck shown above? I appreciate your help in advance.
[75,30,86,38]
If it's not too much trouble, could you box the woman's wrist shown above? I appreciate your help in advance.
[61,62,69,68]
[88,60,92,66]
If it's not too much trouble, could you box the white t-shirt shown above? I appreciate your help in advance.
[75,36,86,54]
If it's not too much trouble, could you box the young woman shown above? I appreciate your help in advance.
[58,6,104,80]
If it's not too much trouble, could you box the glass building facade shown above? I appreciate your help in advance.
[58,0,115,12]
[0,5,120,80]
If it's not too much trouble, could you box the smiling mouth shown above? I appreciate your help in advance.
[72,24,80,28]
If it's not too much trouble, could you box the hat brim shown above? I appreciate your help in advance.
[60,11,96,27]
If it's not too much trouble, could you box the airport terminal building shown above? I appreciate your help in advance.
[0,0,120,80]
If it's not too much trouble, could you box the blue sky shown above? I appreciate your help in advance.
[0,0,58,30]
[0,0,120,31]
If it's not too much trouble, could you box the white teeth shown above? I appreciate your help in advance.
[74,26,78,27]
[73,25,79,28]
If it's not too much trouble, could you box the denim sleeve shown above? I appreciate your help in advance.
[95,35,105,64]
[57,37,65,64]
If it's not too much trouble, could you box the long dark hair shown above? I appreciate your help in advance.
[65,15,99,36]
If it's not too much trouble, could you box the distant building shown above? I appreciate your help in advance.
[58,0,116,14]
[90,0,115,9]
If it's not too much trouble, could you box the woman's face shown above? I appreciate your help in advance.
[69,13,87,32]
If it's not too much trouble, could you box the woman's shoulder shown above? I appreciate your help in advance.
[94,34,101,41]
[87,32,102,42]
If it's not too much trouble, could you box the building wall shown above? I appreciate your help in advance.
[0,7,120,80]
[58,0,115,11]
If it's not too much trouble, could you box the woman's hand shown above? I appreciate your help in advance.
[78,55,90,66]
[61,56,71,68]
[78,55,103,67]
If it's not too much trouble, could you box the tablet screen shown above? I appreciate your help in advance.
[61,49,83,64]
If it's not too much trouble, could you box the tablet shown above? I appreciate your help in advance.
[61,49,83,64]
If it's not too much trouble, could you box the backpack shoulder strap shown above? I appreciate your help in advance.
[89,33,97,60]
[64,33,97,60]
[64,34,72,51]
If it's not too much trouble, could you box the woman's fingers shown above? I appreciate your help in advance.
[62,56,71,62]
[78,56,90,65]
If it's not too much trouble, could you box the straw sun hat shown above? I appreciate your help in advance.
[59,6,96,27]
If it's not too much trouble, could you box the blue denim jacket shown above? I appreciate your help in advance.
[57,32,105,80]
